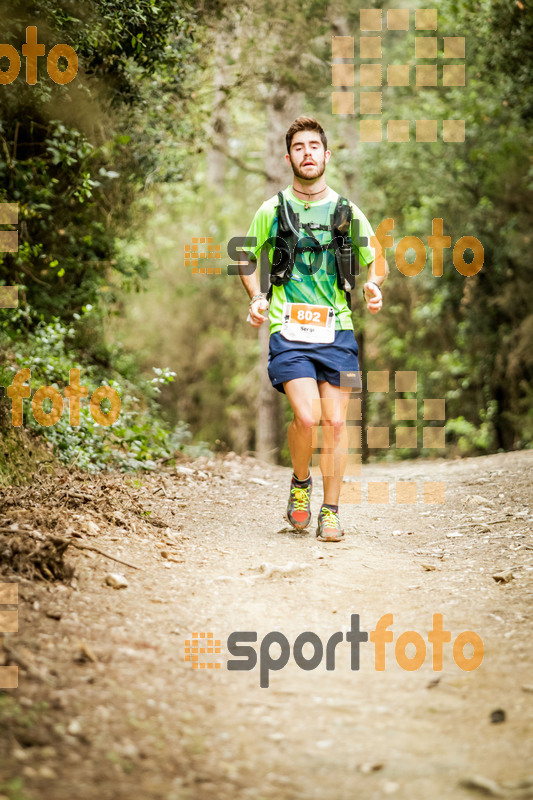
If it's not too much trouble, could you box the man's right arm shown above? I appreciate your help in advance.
[239,202,274,327]
[238,252,261,299]
[238,253,268,327]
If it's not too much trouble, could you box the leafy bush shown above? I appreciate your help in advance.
[0,311,209,472]
[446,413,495,456]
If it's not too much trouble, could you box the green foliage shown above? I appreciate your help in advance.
[345,0,533,455]
[108,187,262,451]
[0,312,208,471]
[447,414,494,456]
[0,0,202,324]
[0,777,33,800]
[0,0,227,476]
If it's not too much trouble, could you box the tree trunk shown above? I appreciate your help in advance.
[493,385,515,451]
[255,88,302,463]
[206,32,231,193]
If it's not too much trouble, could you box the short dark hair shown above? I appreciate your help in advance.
[285,116,328,153]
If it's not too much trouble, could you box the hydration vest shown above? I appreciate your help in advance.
[266,191,358,306]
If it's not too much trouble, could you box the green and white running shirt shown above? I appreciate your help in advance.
[245,186,376,334]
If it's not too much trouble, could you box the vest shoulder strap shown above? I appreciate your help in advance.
[276,191,299,235]
[332,196,353,235]
[275,192,352,234]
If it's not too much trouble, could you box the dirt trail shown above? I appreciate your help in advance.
[1,450,532,800]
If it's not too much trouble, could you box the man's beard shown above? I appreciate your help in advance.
[289,155,326,182]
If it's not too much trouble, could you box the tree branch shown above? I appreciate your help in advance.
[69,540,143,571]
[211,143,273,179]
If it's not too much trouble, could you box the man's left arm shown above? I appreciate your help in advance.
[350,205,389,315]
[363,258,389,315]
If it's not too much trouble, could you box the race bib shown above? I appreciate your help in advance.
[281,303,335,344]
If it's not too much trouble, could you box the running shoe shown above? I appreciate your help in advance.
[286,475,312,530]
[316,506,344,542]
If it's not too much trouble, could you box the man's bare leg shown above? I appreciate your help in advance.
[318,381,352,505]
[283,377,321,480]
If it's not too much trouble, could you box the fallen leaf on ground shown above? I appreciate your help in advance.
[74,642,98,664]
[105,572,129,589]
[492,570,514,584]
[359,762,384,774]
[459,775,505,796]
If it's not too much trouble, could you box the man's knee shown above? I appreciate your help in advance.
[322,416,346,435]
[294,409,321,431]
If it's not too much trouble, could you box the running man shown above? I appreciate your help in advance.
[239,116,387,542]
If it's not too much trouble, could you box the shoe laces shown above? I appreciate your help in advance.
[291,484,310,510]
[320,507,340,529]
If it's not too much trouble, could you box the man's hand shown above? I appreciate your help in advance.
[247,298,269,327]
[363,281,383,314]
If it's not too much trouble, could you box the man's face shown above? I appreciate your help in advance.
[286,130,331,181]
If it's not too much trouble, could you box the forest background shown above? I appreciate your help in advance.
[0,0,531,480]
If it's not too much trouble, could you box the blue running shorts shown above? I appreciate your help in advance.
[267,330,361,394]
